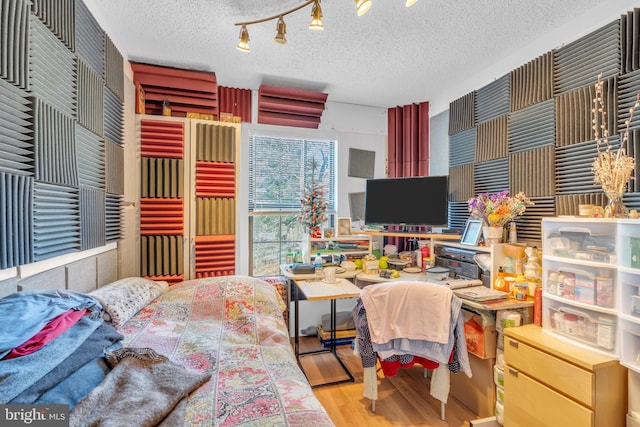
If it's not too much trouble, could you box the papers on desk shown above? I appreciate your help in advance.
[441,279,483,289]
[453,286,508,302]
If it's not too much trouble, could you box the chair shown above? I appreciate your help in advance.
[352,280,471,421]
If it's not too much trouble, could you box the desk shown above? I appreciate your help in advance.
[293,278,361,387]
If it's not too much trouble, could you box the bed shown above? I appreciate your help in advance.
[0,275,335,427]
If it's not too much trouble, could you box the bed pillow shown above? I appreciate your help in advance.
[90,277,168,328]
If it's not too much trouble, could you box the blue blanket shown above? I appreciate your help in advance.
[0,290,102,358]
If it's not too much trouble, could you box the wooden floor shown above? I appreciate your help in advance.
[296,337,477,427]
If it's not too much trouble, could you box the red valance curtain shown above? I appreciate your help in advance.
[386,102,430,250]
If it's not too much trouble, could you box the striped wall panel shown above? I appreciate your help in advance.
[509,146,555,197]
[79,186,105,250]
[510,52,554,112]
[621,8,640,74]
[77,58,104,136]
[0,79,33,174]
[196,162,235,197]
[105,193,122,242]
[448,128,475,167]
[105,140,124,195]
[257,84,328,129]
[195,123,236,162]
[31,0,74,50]
[104,87,123,145]
[448,92,475,134]
[75,0,104,77]
[194,235,235,278]
[516,197,555,243]
[29,16,76,118]
[131,62,218,117]
[448,164,474,203]
[447,201,471,232]
[474,158,510,195]
[556,193,607,216]
[196,198,235,235]
[387,102,430,177]
[626,130,640,193]
[618,69,640,132]
[32,182,80,261]
[621,192,640,214]
[218,86,251,123]
[140,119,184,159]
[556,79,617,147]
[555,139,603,194]
[475,115,507,162]
[75,124,104,189]
[554,20,620,95]
[475,74,510,124]
[140,235,184,279]
[0,172,33,269]
[141,158,183,198]
[1,0,30,89]
[32,97,78,187]
[140,198,184,235]
[509,99,556,153]
[104,35,124,102]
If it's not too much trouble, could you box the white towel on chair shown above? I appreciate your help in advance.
[360,281,452,345]
[430,363,450,403]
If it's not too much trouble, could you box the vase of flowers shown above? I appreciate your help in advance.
[468,190,533,245]
[591,73,638,218]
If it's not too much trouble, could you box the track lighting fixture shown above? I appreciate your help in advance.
[274,16,287,44]
[236,25,250,52]
[355,0,371,16]
[406,0,417,7]
[309,0,324,31]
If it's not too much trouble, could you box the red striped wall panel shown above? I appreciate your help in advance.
[140,198,184,235]
[257,84,328,129]
[219,86,252,122]
[195,235,235,277]
[196,161,235,197]
[140,119,184,159]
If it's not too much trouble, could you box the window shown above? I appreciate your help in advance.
[249,133,336,276]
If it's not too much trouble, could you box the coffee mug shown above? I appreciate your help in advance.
[323,266,337,283]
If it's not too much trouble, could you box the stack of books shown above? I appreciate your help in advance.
[317,325,356,347]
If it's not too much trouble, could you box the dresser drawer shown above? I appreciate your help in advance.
[504,365,593,427]
[505,335,594,407]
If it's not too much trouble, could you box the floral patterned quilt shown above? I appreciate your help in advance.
[119,275,334,427]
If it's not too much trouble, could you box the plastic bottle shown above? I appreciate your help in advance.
[524,246,541,301]
[508,222,517,243]
[513,275,528,301]
[313,252,323,274]
[494,267,508,292]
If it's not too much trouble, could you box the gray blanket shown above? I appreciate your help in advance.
[70,347,211,427]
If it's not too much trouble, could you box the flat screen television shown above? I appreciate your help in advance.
[364,176,449,228]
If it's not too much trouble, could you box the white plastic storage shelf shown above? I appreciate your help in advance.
[618,219,640,374]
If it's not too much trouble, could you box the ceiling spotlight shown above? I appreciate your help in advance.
[236,25,250,52]
[355,0,371,16]
[274,16,287,44]
[309,0,324,30]
[406,0,417,6]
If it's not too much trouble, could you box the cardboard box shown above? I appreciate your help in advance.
[363,260,379,275]
[450,352,496,418]
[462,308,497,359]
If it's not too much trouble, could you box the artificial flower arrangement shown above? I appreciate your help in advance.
[591,73,638,215]
[468,190,533,227]
[298,160,328,235]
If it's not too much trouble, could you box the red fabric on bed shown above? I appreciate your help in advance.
[3,309,88,360]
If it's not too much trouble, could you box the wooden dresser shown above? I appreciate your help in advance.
[503,324,627,427]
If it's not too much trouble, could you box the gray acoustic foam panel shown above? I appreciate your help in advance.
[31,0,74,50]
[1,0,30,89]
[448,92,475,135]
[554,20,620,95]
[474,158,509,195]
[348,192,365,221]
[475,74,510,125]
[618,69,640,131]
[509,146,555,198]
[33,182,80,261]
[141,158,183,198]
[348,148,375,179]
[105,140,124,195]
[448,165,474,203]
[510,52,554,112]
[0,172,33,269]
[0,78,33,174]
[556,193,607,216]
[447,201,470,232]
[195,123,236,162]
[509,99,556,153]
[29,15,76,118]
[105,193,122,242]
[75,0,104,77]
[104,35,124,102]
[141,235,184,277]
[104,87,123,145]
[80,186,105,250]
[75,123,105,189]
[32,97,78,187]
[516,197,554,243]
[448,128,476,167]
[627,130,640,193]
[475,115,507,162]
[77,58,104,136]
[621,9,640,74]
[555,139,605,195]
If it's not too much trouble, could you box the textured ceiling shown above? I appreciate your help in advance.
[83,0,631,113]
